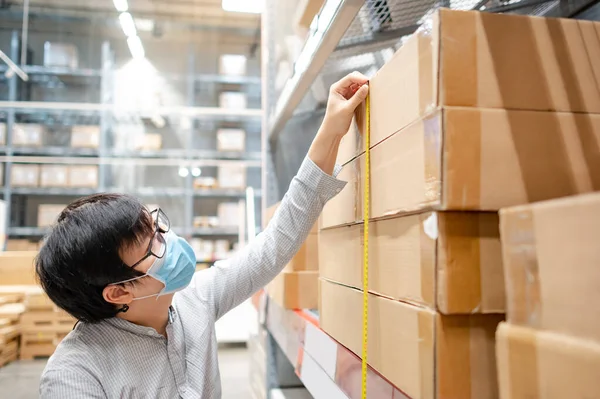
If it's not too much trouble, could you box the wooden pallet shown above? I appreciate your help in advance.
[19,331,67,360]
[0,304,25,323]
[0,320,20,367]
[23,292,55,311]
[20,311,75,334]
[0,340,19,366]
[0,294,24,306]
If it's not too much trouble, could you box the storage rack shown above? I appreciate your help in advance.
[260,0,600,397]
[0,22,263,260]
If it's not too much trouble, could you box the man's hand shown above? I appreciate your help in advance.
[321,71,369,138]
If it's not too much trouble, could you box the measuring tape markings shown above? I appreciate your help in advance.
[361,91,371,399]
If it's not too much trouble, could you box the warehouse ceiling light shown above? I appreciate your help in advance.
[178,167,189,178]
[191,167,202,177]
[119,12,137,37]
[222,0,264,13]
[113,0,128,12]
[127,35,145,59]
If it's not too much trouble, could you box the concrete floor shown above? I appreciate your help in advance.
[0,346,250,398]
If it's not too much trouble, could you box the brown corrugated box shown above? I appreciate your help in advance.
[322,107,600,229]
[37,204,66,227]
[0,252,38,285]
[267,271,318,310]
[12,124,44,147]
[294,0,325,36]
[11,165,40,187]
[40,165,69,188]
[319,279,502,399]
[135,134,162,150]
[68,165,98,188]
[500,192,600,342]
[71,125,100,148]
[338,9,600,165]
[496,322,600,399]
[6,240,39,251]
[320,212,503,314]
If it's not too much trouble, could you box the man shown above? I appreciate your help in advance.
[37,72,369,398]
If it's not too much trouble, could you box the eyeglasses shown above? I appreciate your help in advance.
[129,208,171,269]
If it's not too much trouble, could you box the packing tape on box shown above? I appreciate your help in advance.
[501,208,541,327]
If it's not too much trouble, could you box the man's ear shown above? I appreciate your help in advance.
[103,284,134,305]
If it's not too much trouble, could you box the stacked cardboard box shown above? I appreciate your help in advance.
[70,125,100,149]
[11,164,40,187]
[6,240,40,251]
[40,165,69,188]
[12,124,44,147]
[217,202,240,227]
[20,291,75,360]
[219,92,247,109]
[266,203,319,310]
[68,165,98,188]
[496,193,600,398]
[218,165,246,189]
[217,128,246,152]
[319,9,600,399]
[37,204,66,227]
[219,54,247,76]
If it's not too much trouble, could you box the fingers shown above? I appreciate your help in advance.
[347,84,369,109]
[331,71,369,95]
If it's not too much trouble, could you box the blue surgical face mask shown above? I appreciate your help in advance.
[113,231,197,300]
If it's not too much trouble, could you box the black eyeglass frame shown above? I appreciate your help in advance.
[129,208,170,269]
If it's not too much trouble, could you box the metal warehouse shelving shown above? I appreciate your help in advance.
[260,0,600,397]
[1,23,263,247]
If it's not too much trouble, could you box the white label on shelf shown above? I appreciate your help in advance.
[304,322,337,380]
[423,213,439,240]
[300,351,348,399]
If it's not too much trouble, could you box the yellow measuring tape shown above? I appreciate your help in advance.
[361,91,371,399]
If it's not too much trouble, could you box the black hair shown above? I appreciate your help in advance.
[35,193,153,323]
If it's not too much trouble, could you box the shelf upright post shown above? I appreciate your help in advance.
[3,31,20,248]
[184,45,196,238]
[98,41,112,192]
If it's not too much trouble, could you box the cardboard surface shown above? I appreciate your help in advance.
[11,165,39,187]
[40,165,69,188]
[319,211,503,314]
[0,252,38,285]
[71,126,100,148]
[500,192,600,342]
[37,204,66,227]
[68,165,98,188]
[496,322,600,399]
[338,9,600,165]
[218,165,246,189]
[319,279,502,399]
[12,124,44,147]
[267,271,318,310]
[322,107,600,228]
[217,128,246,152]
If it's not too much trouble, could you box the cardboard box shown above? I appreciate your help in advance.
[6,239,39,251]
[322,107,600,229]
[217,129,246,152]
[320,212,503,314]
[71,125,100,148]
[12,124,44,147]
[268,271,318,309]
[135,134,162,150]
[193,177,217,189]
[0,123,6,146]
[37,204,66,227]
[218,202,240,227]
[0,252,38,285]
[11,164,39,187]
[40,165,69,188]
[218,165,246,189]
[219,92,247,109]
[219,54,247,76]
[319,279,503,399]
[496,322,600,399]
[68,165,98,188]
[43,42,78,68]
[500,192,600,342]
[340,9,600,164]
